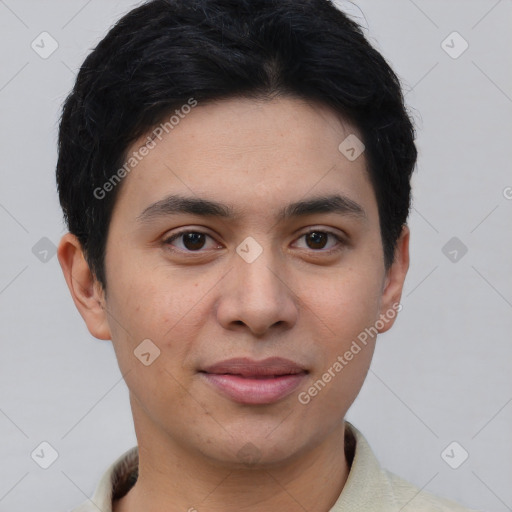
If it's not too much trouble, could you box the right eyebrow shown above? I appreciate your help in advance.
[136,195,238,224]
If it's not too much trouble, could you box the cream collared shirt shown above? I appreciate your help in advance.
[70,423,478,512]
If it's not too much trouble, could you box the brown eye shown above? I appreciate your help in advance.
[181,232,206,250]
[164,231,217,252]
[294,229,345,252]
[305,231,329,250]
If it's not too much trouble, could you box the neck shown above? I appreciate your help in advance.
[114,401,350,512]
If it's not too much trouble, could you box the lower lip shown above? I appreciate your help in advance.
[201,372,307,405]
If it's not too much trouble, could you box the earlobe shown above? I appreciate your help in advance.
[377,225,410,334]
[57,232,111,340]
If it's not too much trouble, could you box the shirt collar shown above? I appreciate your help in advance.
[86,421,388,511]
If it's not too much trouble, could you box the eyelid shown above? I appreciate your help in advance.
[298,226,347,240]
[292,227,348,250]
[162,228,220,251]
[162,226,348,253]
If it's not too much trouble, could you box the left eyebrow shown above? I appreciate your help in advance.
[277,194,367,222]
[136,193,367,224]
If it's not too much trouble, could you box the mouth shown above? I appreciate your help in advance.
[199,357,309,405]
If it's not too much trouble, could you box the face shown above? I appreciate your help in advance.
[62,96,408,468]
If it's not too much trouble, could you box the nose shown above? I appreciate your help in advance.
[215,243,299,337]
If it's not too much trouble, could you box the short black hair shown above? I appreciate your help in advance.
[56,0,417,290]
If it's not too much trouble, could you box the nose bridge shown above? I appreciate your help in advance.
[233,236,284,303]
[216,235,298,334]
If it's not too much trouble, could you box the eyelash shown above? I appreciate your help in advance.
[162,228,347,255]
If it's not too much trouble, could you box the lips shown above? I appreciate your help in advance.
[200,357,308,405]
[201,357,307,377]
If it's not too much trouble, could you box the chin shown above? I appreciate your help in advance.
[196,422,313,469]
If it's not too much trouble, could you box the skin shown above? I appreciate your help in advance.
[58,96,409,512]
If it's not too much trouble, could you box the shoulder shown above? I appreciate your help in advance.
[334,423,481,512]
[68,446,139,512]
[381,468,480,512]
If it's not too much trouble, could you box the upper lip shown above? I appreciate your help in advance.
[200,357,308,377]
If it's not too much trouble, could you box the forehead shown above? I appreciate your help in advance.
[111,96,377,224]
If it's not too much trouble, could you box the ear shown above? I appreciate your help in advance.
[57,232,111,340]
[377,225,410,334]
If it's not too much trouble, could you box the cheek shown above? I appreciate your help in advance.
[104,278,200,421]
[303,267,383,336]
[298,266,382,402]
[298,287,377,419]
[107,265,197,329]
[105,270,212,379]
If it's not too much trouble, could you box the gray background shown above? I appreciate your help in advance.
[0,0,511,511]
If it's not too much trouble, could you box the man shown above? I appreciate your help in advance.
[56,0,477,510]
